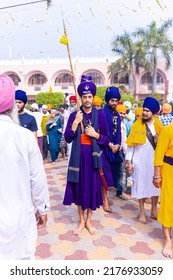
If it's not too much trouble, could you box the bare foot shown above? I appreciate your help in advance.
[85,220,97,235]
[138,215,147,224]
[73,222,85,235]
[108,199,113,206]
[162,241,173,258]
[150,213,157,220]
[103,203,112,212]
[118,194,128,200]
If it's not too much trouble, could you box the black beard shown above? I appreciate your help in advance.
[18,106,25,114]
[109,105,116,112]
[18,108,24,114]
[142,117,152,123]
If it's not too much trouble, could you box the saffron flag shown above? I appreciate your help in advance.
[60,34,69,45]
[49,86,52,94]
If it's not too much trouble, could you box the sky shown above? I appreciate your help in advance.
[1,0,173,60]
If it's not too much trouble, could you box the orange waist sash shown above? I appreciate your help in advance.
[80,134,92,145]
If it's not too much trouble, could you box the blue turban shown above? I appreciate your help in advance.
[105,86,121,103]
[77,75,96,97]
[77,82,96,97]
[143,97,160,115]
[15,90,27,104]
[80,75,92,83]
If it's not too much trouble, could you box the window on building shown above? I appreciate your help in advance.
[141,72,164,84]
[85,72,103,85]
[111,73,129,85]
[28,73,47,86]
[55,73,73,86]
[8,74,21,86]
[157,73,164,84]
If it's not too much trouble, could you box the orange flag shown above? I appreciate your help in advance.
[49,86,52,94]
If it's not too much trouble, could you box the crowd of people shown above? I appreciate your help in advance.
[1,74,173,259]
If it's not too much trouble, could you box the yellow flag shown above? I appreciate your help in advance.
[60,34,69,45]
[49,86,52,94]
[47,103,52,109]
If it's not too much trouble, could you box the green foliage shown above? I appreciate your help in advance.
[114,84,132,95]
[96,86,108,104]
[35,92,64,108]
[25,104,31,110]
[137,100,144,107]
[120,94,135,103]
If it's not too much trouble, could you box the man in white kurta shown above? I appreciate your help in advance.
[0,74,50,260]
[126,126,159,198]
[125,97,163,224]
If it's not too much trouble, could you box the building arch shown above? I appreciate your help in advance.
[3,71,21,86]
[54,71,73,85]
[51,70,74,91]
[110,73,129,85]
[27,71,47,91]
[138,69,167,100]
[140,72,164,85]
[80,69,105,85]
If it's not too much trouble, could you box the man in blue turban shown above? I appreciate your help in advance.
[15,89,38,139]
[103,86,127,201]
[142,96,160,115]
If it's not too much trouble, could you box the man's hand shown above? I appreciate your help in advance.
[152,177,162,188]
[111,144,120,153]
[75,110,83,124]
[35,212,47,229]
[85,125,99,139]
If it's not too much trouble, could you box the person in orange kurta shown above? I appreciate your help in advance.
[153,123,173,258]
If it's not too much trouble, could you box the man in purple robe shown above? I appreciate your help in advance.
[63,76,110,235]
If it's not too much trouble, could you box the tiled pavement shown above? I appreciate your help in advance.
[35,158,171,260]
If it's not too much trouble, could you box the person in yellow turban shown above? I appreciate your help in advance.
[116,104,126,114]
[93,96,103,109]
[159,103,173,126]
[116,104,132,137]
[134,108,143,121]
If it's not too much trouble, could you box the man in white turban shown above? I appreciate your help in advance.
[123,101,135,122]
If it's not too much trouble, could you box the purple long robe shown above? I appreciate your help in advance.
[63,109,110,211]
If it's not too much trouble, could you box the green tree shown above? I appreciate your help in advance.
[120,94,134,104]
[35,92,64,108]
[134,19,173,93]
[108,31,138,95]
[96,86,108,104]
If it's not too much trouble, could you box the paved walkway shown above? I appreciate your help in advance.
[35,158,170,260]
